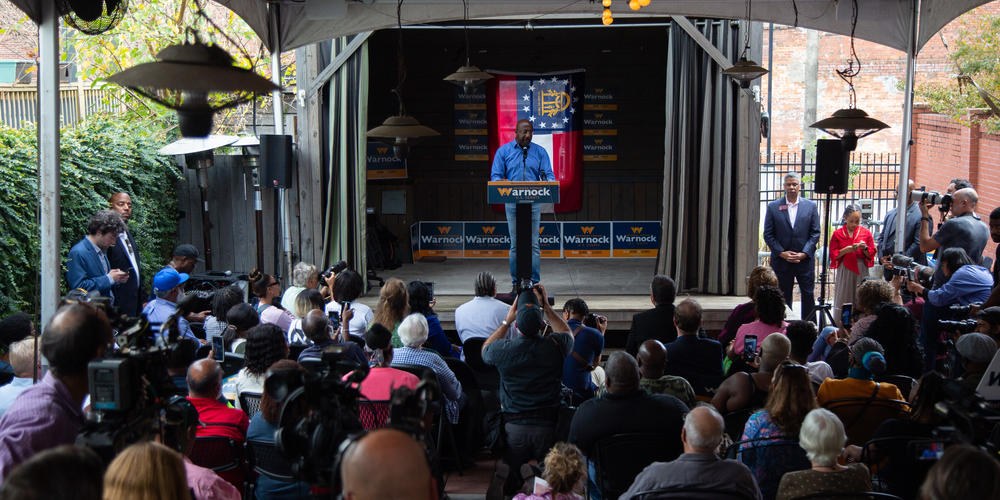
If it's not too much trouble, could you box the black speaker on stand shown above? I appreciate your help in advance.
[260,134,294,277]
[813,138,850,328]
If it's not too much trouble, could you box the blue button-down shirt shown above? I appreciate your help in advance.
[490,141,555,182]
[0,378,33,419]
[927,265,994,307]
[142,297,197,341]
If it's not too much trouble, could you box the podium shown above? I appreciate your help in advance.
[488,181,560,290]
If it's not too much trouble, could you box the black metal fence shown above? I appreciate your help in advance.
[760,149,901,244]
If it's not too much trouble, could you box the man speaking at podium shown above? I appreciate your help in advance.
[491,119,555,289]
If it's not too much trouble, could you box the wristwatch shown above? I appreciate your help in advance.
[501,320,509,327]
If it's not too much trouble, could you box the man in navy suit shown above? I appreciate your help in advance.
[763,173,821,322]
[107,192,144,316]
[65,210,129,299]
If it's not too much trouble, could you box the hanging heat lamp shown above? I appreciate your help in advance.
[367,0,440,159]
[722,0,769,88]
[809,0,888,151]
[107,31,279,137]
[442,0,493,91]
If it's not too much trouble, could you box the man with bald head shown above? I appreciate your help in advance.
[186,358,248,489]
[107,192,144,316]
[340,429,437,500]
[620,406,762,499]
[296,309,367,367]
[0,303,112,479]
[637,339,696,408]
[712,333,791,413]
[918,186,990,371]
[569,351,687,497]
[490,118,555,289]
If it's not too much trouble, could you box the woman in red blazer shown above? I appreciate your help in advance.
[830,204,876,328]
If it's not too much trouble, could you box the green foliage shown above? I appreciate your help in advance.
[0,114,181,317]
[916,13,1000,133]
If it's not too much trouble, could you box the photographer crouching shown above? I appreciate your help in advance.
[906,247,993,373]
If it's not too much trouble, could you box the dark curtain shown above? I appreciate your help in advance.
[657,20,744,294]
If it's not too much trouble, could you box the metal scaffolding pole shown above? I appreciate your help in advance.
[38,0,61,329]
[895,0,919,251]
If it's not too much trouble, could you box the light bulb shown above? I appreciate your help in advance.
[603,7,611,16]
[629,0,640,10]
[639,0,650,5]
[602,0,611,6]
[603,15,613,25]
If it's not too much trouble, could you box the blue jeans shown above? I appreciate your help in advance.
[505,203,541,285]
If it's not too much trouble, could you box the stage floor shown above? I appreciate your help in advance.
[368,258,659,296]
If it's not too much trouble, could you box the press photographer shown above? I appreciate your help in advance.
[907,247,993,372]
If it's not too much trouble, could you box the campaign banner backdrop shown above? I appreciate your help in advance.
[463,222,509,258]
[612,221,661,257]
[455,86,488,161]
[583,135,617,162]
[415,222,463,258]
[411,221,657,260]
[367,141,407,179]
[562,222,612,258]
[583,109,617,136]
[487,71,585,212]
[540,222,562,258]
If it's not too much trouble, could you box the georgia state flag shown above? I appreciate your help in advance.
[487,70,585,212]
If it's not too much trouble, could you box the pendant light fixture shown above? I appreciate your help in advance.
[442,0,493,91]
[107,30,279,137]
[722,0,769,88]
[368,0,440,159]
[809,0,888,151]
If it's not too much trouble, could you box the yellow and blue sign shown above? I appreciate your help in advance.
[410,221,659,260]
[487,181,560,204]
[612,221,661,257]
[455,85,488,161]
[583,135,617,162]
[366,141,407,179]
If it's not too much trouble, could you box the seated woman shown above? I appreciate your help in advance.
[250,269,295,333]
[817,338,908,445]
[222,303,260,355]
[246,360,311,500]
[356,322,419,400]
[234,324,288,409]
[514,442,586,500]
[407,280,459,358]
[373,278,409,345]
[713,333,791,414]
[775,408,872,500]
[919,444,1000,500]
[862,302,923,379]
[739,361,816,500]
[286,289,326,345]
[719,266,779,349]
[729,285,788,366]
[846,279,895,345]
[391,313,463,424]
[324,269,374,339]
[103,441,191,500]
[203,286,243,341]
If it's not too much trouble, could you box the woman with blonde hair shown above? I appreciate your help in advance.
[371,278,409,346]
[514,442,586,500]
[103,441,190,500]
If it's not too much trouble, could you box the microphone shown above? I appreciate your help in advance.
[521,144,529,160]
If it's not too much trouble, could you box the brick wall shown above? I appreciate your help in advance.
[761,1,1000,157]
[911,105,1000,261]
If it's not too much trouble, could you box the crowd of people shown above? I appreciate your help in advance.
[0,181,996,500]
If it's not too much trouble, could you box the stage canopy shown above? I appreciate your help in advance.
[7,0,993,54]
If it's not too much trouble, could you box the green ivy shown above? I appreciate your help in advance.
[0,114,181,317]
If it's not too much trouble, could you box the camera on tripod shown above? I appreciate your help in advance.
[910,188,954,213]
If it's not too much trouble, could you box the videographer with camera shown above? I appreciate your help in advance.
[0,303,112,480]
[877,179,925,281]
[955,333,998,392]
[482,283,572,496]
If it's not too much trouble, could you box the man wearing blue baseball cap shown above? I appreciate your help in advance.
[142,267,201,343]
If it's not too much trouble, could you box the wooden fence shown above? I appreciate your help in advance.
[0,82,123,127]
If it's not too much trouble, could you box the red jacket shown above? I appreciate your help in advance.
[829,225,876,274]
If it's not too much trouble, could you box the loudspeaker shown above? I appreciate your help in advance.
[814,139,849,194]
[260,134,293,189]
